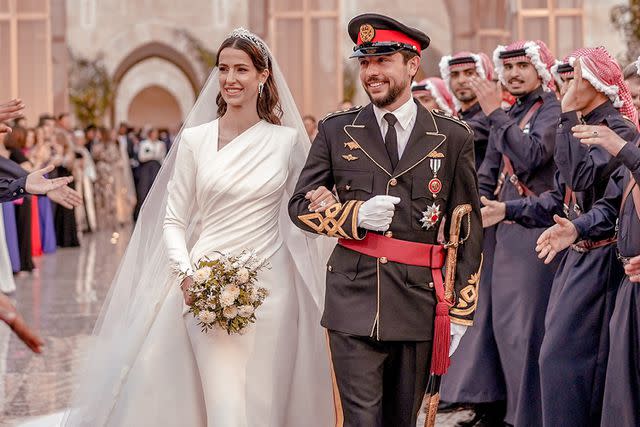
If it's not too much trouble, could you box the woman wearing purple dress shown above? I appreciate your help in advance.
[2,202,20,273]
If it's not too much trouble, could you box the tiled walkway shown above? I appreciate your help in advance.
[1,229,470,426]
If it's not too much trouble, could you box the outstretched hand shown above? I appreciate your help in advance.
[480,196,505,228]
[535,215,577,264]
[26,165,73,194]
[0,294,44,353]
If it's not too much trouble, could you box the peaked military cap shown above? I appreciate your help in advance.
[348,13,430,58]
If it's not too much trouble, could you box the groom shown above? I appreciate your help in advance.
[289,13,482,426]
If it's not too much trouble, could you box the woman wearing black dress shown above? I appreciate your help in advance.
[51,132,80,247]
[3,126,34,272]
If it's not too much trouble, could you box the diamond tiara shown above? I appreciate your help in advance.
[227,27,270,66]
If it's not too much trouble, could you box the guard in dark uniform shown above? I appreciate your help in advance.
[549,126,640,427]
[439,51,495,169]
[484,47,638,427]
[288,14,483,427]
[437,51,507,427]
[473,40,560,427]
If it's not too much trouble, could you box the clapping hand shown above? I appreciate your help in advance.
[624,255,640,283]
[306,186,338,212]
[535,215,577,264]
[468,77,502,116]
[0,99,25,135]
[571,124,627,157]
[561,60,581,113]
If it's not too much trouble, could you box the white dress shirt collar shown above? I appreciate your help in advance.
[372,96,417,132]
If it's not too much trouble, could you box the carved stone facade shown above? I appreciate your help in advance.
[1,0,627,126]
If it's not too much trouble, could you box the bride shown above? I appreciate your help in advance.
[61,29,336,426]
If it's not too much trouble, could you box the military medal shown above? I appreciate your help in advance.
[420,203,441,230]
[342,154,359,162]
[429,158,442,197]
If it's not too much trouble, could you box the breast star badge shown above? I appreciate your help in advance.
[420,203,441,230]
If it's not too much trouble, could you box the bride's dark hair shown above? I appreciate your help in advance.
[216,37,283,125]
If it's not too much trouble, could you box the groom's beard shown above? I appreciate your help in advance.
[364,78,408,109]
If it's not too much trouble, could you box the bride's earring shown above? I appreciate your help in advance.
[258,82,264,97]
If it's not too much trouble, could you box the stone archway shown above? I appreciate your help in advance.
[115,57,196,128]
[127,85,183,129]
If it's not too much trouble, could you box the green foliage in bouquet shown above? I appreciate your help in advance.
[185,250,269,335]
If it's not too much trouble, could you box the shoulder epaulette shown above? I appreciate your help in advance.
[321,105,363,123]
[431,109,472,134]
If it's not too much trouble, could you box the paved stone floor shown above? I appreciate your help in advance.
[0,228,471,426]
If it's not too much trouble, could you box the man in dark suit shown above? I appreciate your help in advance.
[288,14,482,427]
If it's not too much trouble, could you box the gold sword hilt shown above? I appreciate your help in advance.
[443,204,472,304]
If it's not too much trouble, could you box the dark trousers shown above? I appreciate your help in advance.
[328,330,431,427]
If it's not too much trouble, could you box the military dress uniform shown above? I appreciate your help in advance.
[288,14,482,426]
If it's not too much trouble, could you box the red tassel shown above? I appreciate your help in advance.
[430,301,451,375]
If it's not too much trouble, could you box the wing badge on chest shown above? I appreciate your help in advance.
[342,154,359,162]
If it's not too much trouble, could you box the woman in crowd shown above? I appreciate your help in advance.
[134,128,166,218]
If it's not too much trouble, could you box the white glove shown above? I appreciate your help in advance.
[357,195,401,231]
[449,323,467,357]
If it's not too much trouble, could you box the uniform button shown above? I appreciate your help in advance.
[379,257,388,264]
[12,192,16,196]
[389,178,398,187]
[428,282,434,289]
[19,189,24,193]
[327,265,333,272]
[384,231,393,238]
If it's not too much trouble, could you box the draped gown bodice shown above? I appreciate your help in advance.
[163,119,298,273]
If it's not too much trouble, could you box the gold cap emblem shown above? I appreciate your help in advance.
[359,24,375,43]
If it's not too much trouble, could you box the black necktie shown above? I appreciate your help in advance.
[383,113,399,169]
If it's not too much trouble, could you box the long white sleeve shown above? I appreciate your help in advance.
[163,132,196,275]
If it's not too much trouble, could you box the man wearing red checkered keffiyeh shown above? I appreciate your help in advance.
[437,52,495,170]
[481,45,640,427]
[470,39,562,427]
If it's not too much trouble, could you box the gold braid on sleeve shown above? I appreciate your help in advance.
[298,200,361,238]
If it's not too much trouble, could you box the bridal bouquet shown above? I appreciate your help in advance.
[183,250,269,335]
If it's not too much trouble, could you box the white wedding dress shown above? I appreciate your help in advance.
[59,118,335,427]
[59,30,335,427]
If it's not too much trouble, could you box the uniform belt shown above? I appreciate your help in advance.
[571,236,617,253]
[338,233,445,268]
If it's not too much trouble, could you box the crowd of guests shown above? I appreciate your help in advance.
[0,113,172,292]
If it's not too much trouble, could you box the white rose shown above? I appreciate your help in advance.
[223,305,238,319]
[220,290,236,307]
[197,310,216,324]
[224,284,241,299]
[238,305,255,317]
[192,266,212,284]
[250,287,260,303]
[236,268,250,284]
